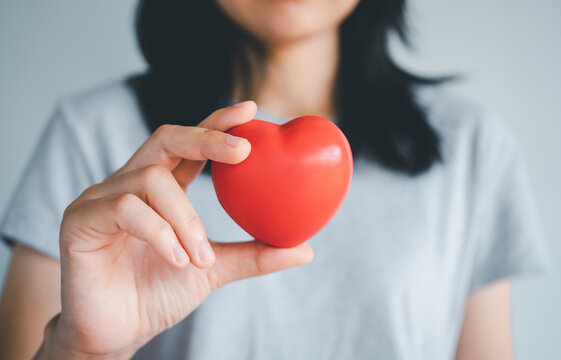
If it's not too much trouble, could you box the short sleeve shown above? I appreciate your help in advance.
[467,114,551,293]
[0,102,96,260]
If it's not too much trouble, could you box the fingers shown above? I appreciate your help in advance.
[206,241,314,289]
[118,101,256,183]
[82,164,215,269]
[63,102,263,272]
[172,100,257,189]
[125,125,251,171]
[169,127,252,189]
[197,100,257,131]
[62,194,189,268]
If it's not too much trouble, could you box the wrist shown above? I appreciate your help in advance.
[35,314,138,360]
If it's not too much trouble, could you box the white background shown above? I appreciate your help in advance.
[0,1,559,358]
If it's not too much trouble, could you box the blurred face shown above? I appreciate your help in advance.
[215,0,360,46]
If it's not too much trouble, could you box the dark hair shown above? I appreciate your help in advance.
[131,0,447,175]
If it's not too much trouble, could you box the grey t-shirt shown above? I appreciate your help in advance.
[0,80,550,359]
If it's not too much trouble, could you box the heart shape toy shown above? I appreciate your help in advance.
[211,115,353,248]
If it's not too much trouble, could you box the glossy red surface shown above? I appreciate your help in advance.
[212,116,353,248]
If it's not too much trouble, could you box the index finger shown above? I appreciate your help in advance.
[115,101,257,182]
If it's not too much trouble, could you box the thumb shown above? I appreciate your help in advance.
[206,241,314,289]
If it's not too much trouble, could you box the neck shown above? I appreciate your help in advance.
[234,30,340,118]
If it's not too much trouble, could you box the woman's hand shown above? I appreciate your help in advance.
[39,101,314,359]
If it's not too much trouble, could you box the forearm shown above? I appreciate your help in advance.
[0,244,62,360]
[455,280,513,360]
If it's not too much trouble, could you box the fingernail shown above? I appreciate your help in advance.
[233,100,252,108]
[173,244,189,265]
[226,134,246,146]
[198,242,215,264]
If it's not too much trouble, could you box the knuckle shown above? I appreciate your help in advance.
[60,199,96,248]
[139,164,170,186]
[185,212,200,229]
[113,193,138,216]
[62,200,79,219]
[207,108,225,123]
[199,129,222,158]
[155,220,174,240]
[79,183,102,200]
[185,214,206,243]
[153,124,175,138]
[198,127,213,142]
[63,192,95,219]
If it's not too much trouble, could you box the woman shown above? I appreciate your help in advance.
[0,0,549,359]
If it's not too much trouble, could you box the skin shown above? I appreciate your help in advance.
[1,101,314,360]
[0,0,514,359]
[456,280,513,360]
[221,0,360,117]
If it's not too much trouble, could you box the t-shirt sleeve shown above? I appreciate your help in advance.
[0,102,97,260]
[467,113,551,293]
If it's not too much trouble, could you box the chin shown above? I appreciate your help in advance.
[255,8,322,44]
[217,0,359,46]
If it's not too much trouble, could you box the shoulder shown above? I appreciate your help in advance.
[48,77,150,177]
[413,84,518,165]
[55,77,146,135]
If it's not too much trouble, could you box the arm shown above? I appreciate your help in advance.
[455,280,513,360]
[0,243,61,360]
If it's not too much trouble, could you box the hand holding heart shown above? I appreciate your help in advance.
[42,101,314,359]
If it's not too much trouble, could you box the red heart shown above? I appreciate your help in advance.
[211,115,353,248]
